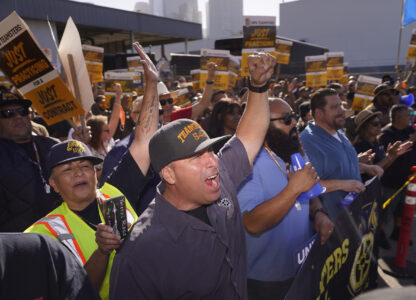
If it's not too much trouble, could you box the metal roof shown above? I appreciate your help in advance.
[0,0,202,50]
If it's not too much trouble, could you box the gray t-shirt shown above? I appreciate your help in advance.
[110,136,252,300]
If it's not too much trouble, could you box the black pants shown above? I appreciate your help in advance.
[247,277,294,300]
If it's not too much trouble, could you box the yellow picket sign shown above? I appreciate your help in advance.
[305,55,327,88]
[23,72,85,124]
[0,11,85,125]
[326,52,344,81]
[275,39,293,65]
[406,29,416,59]
[351,75,381,112]
[82,44,104,83]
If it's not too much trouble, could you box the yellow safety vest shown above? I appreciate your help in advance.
[25,182,138,300]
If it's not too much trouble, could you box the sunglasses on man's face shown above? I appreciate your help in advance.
[270,112,298,126]
[160,98,173,106]
[0,107,30,119]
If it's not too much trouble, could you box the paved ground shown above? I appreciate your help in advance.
[377,210,416,288]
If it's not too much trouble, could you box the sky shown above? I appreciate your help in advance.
[71,0,285,25]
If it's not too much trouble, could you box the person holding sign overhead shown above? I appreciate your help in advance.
[159,61,217,124]
[25,42,160,300]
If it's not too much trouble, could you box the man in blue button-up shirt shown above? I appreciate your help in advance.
[300,88,383,218]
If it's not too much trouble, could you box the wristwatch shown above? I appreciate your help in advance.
[248,79,269,93]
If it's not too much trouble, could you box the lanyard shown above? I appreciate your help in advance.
[31,141,50,194]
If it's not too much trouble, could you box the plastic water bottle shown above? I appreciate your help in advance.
[340,192,357,207]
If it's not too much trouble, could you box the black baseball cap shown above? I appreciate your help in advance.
[46,139,103,177]
[149,119,229,173]
[0,92,31,108]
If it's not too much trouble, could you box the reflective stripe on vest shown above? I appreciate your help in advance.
[34,214,86,265]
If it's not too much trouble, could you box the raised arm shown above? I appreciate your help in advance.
[191,62,217,120]
[236,53,276,165]
[107,83,122,138]
[128,42,159,175]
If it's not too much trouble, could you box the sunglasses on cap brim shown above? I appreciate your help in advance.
[0,106,30,119]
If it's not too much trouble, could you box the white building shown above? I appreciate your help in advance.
[164,0,200,23]
[208,0,243,40]
[161,0,243,57]
[278,0,415,71]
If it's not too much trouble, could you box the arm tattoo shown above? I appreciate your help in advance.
[141,95,156,134]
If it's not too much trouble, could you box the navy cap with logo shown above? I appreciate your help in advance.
[149,119,229,173]
[46,139,103,178]
[0,91,31,108]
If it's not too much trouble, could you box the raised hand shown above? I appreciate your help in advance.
[133,42,159,83]
[206,62,217,82]
[287,77,298,94]
[247,52,276,87]
[114,83,122,98]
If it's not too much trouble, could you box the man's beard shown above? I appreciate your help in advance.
[265,125,304,164]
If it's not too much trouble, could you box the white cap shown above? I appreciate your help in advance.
[157,82,170,96]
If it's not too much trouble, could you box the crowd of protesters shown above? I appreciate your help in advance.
[1,41,416,300]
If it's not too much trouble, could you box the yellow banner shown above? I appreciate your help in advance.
[0,16,54,88]
[351,94,373,112]
[128,64,145,96]
[200,70,229,91]
[243,16,276,49]
[326,52,344,81]
[82,44,104,83]
[275,39,292,65]
[127,56,141,69]
[352,75,381,111]
[85,61,103,83]
[340,63,349,85]
[406,29,416,59]
[305,55,327,87]
[104,71,134,108]
[200,49,230,72]
[174,89,192,108]
[82,44,104,63]
[24,73,85,124]
[305,55,327,73]
[191,69,201,91]
[228,56,240,75]
[407,45,416,59]
[0,12,84,125]
[229,72,238,89]
[306,72,327,88]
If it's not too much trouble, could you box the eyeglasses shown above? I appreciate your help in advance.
[270,112,298,125]
[0,107,29,119]
[370,120,381,127]
[160,98,173,106]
